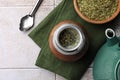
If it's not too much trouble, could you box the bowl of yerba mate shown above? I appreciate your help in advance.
[74,0,120,24]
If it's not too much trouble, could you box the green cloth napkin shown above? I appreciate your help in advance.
[28,0,119,80]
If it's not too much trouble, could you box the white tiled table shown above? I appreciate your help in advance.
[0,0,93,80]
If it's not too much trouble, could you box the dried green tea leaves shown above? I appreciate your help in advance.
[77,0,119,21]
[59,28,80,49]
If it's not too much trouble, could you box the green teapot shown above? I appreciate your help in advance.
[93,28,120,80]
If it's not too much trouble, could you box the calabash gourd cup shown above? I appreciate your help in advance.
[49,20,89,62]
[74,0,120,24]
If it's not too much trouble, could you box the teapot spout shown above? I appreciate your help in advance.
[105,28,118,46]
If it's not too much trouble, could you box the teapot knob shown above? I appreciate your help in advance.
[105,28,115,39]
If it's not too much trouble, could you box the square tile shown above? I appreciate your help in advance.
[0,69,55,80]
[0,6,54,68]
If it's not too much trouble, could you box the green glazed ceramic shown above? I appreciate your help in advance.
[93,28,120,80]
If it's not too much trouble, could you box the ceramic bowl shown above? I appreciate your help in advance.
[73,0,120,24]
[49,20,89,62]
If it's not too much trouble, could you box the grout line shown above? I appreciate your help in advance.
[54,0,55,8]
[0,67,93,70]
[0,5,54,8]
[54,1,56,77]
[55,73,56,80]
[0,68,40,70]
[53,2,56,80]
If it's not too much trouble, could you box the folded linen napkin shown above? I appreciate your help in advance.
[29,0,119,80]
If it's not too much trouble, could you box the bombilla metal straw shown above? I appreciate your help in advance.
[30,0,43,16]
[19,0,43,31]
